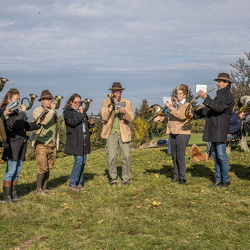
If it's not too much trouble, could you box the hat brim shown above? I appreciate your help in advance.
[38,95,53,101]
[214,77,232,83]
[109,88,125,90]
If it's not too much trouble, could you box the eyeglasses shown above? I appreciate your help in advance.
[73,101,81,104]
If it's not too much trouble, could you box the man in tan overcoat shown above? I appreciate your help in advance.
[101,82,134,185]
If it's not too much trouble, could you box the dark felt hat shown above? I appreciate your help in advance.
[109,82,125,91]
[214,73,232,83]
[38,90,53,101]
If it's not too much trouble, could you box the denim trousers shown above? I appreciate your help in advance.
[211,142,230,182]
[69,155,87,187]
[106,132,130,183]
[167,138,171,153]
[4,159,23,181]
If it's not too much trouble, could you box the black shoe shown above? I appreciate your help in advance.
[110,182,117,186]
[209,181,221,188]
[179,179,186,185]
[123,182,130,186]
[169,178,179,184]
[221,181,230,187]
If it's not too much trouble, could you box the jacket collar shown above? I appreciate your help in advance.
[216,86,231,95]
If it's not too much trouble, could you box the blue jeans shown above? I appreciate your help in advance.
[167,138,171,153]
[4,160,23,181]
[211,142,230,182]
[69,155,86,187]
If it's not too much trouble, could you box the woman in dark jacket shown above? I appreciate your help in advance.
[63,93,94,192]
[1,88,40,202]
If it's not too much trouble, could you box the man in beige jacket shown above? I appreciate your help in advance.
[101,82,134,185]
[32,90,59,194]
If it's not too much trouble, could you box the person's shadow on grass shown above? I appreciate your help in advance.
[19,175,69,196]
[187,163,215,182]
[230,163,250,180]
[0,172,97,200]
[144,164,173,180]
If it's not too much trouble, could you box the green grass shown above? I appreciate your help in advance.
[0,133,250,249]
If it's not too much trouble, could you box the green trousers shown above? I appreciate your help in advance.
[106,132,131,183]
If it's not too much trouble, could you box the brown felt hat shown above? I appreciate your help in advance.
[38,90,53,101]
[214,73,232,83]
[109,82,125,91]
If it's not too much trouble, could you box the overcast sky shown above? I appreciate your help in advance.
[1,0,250,115]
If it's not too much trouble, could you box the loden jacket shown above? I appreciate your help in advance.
[63,106,94,155]
[0,106,40,161]
[101,97,134,142]
[31,106,60,149]
[193,86,234,142]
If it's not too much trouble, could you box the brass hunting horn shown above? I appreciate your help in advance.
[54,95,64,109]
[0,77,8,92]
[148,104,171,122]
[107,93,115,104]
[21,94,38,110]
[81,98,92,112]
[238,96,250,113]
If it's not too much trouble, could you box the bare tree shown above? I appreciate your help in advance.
[230,52,250,103]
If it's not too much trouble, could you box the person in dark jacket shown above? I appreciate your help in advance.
[63,93,94,192]
[1,88,41,202]
[189,73,234,188]
[227,107,241,140]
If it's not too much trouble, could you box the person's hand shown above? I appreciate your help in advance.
[238,112,245,119]
[3,107,13,117]
[187,113,194,119]
[20,104,27,112]
[154,116,161,122]
[166,101,173,109]
[198,90,207,99]
[79,106,84,113]
[50,102,56,110]
[117,106,125,114]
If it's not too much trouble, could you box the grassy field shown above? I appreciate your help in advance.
[0,133,250,249]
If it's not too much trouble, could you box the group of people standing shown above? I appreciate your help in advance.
[155,72,234,187]
[0,72,241,203]
[0,82,134,202]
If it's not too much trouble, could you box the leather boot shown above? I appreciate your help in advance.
[37,173,45,194]
[12,180,20,202]
[42,171,50,193]
[3,180,13,203]
[179,179,186,185]
[209,181,221,188]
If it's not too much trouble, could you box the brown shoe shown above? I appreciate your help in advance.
[37,189,46,195]
[43,189,56,194]
[68,186,80,192]
[77,186,84,191]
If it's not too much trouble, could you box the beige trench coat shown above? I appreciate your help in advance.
[101,98,134,142]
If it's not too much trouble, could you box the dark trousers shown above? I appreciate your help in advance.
[170,134,190,180]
